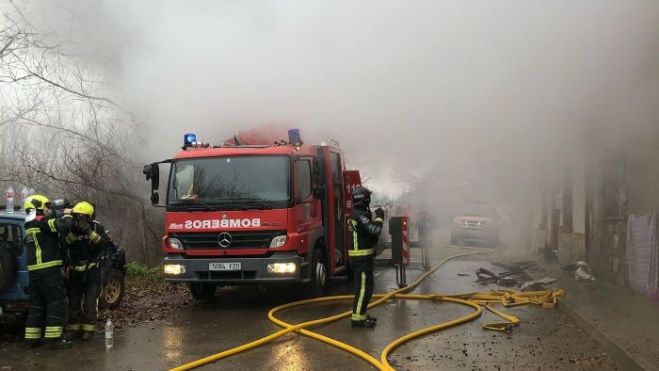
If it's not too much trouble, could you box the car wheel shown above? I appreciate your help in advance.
[0,245,16,291]
[99,268,125,310]
[190,283,217,301]
[308,247,327,297]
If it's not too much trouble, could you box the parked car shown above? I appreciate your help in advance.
[0,208,126,323]
[0,210,30,324]
[450,203,500,246]
[98,242,126,310]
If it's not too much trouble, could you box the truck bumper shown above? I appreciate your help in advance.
[162,253,310,284]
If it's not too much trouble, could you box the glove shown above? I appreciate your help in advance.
[375,208,385,220]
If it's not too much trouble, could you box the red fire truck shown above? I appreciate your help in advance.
[143,128,362,299]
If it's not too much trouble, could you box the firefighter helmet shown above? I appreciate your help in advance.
[72,201,95,218]
[23,194,50,212]
[351,186,371,208]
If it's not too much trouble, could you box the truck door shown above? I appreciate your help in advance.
[329,152,344,269]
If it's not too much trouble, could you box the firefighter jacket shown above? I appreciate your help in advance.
[25,214,74,271]
[64,221,110,271]
[348,207,383,259]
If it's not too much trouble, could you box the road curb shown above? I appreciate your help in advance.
[557,296,656,371]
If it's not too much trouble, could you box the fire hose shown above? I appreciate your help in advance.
[170,248,564,371]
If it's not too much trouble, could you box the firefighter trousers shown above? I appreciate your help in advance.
[66,266,101,334]
[350,257,374,321]
[25,267,67,343]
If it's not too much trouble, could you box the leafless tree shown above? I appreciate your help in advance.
[0,1,160,264]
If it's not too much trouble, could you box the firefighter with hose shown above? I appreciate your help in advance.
[348,186,384,328]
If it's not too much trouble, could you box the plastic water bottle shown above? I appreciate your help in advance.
[5,187,15,213]
[19,187,28,210]
[105,317,114,350]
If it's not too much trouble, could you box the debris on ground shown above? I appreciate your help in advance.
[98,283,193,328]
[520,277,557,291]
[457,273,470,277]
[574,261,596,282]
[497,277,518,287]
[476,268,498,281]
[475,262,535,288]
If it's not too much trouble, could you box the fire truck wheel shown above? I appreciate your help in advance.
[308,248,327,297]
[190,283,217,301]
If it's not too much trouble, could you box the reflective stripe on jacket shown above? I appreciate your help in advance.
[348,208,383,258]
[25,214,73,271]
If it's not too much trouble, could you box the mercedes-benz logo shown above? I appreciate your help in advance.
[218,232,232,248]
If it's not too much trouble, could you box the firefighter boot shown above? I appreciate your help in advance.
[62,330,83,341]
[46,339,73,349]
[81,331,94,341]
[351,318,377,328]
[21,339,43,349]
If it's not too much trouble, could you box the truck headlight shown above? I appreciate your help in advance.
[267,262,297,273]
[270,235,288,248]
[164,264,186,275]
[167,238,183,250]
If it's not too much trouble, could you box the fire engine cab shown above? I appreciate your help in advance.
[144,128,362,299]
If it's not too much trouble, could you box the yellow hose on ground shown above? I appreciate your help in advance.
[171,248,564,371]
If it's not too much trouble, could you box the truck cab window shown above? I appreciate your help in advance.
[167,155,291,208]
[295,160,312,202]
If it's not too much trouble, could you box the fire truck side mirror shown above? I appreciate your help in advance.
[143,163,161,205]
[150,191,160,205]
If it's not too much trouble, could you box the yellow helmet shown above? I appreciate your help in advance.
[72,201,95,218]
[24,194,50,211]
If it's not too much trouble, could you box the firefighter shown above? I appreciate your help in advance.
[63,201,110,341]
[23,194,75,348]
[348,186,384,328]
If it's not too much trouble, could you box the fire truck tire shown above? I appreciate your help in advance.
[0,245,16,291]
[308,247,327,297]
[190,283,217,301]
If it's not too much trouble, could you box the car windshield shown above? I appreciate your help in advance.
[459,204,496,217]
[167,156,290,209]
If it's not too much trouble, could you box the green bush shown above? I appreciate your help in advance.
[126,261,161,280]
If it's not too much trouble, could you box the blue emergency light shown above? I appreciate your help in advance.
[184,133,197,146]
[288,129,302,145]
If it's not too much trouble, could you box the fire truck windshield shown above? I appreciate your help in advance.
[167,155,290,209]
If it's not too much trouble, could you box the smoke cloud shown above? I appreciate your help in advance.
[24,0,659,204]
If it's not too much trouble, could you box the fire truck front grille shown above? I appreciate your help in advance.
[172,231,286,249]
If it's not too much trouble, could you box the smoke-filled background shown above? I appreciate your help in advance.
[2,0,659,261]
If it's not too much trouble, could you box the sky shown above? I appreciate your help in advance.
[22,0,659,202]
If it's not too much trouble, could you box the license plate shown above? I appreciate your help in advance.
[209,262,241,271]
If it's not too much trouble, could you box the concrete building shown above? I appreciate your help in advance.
[534,127,659,286]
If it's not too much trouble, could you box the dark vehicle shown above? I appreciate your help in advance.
[0,210,30,323]
[450,203,500,246]
[98,242,126,310]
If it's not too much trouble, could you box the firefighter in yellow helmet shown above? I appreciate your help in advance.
[63,201,110,341]
[22,195,75,348]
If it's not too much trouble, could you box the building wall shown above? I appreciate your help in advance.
[572,150,586,234]
[558,231,585,264]
[625,137,659,215]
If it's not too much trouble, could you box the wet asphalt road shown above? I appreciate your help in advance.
[1,241,620,371]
